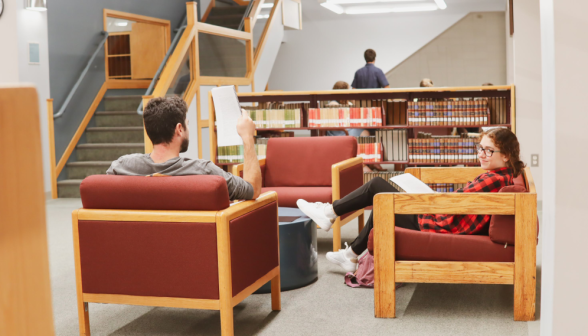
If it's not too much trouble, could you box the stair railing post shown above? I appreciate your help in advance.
[47,99,58,199]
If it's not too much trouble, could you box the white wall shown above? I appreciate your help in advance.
[386,12,506,88]
[540,0,588,334]
[511,0,543,203]
[268,1,505,91]
[0,3,51,193]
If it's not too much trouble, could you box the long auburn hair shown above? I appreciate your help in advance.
[479,128,525,177]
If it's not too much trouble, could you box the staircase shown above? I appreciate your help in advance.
[57,95,144,198]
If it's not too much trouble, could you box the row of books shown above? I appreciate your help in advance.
[356,136,381,163]
[217,145,244,164]
[308,107,383,127]
[426,183,467,192]
[363,171,404,191]
[253,132,294,160]
[407,100,490,126]
[374,129,408,162]
[242,107,301,129]
[409,133,479,163]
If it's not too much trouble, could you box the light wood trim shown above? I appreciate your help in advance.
[47,99,58,199]
[244,18,254,78]
[104,9,171,26]
[142,95,154,153]
[72,210,90,336]
[238,85,515,97]
[395,261,514,284]
[106,79,151,89]
[339,209,363,227]
[373,193,396,318]
[200,76,252,86]
[83,293,220,310]
[77,209,218,222]
[513,193,537,321]
[209,91,218,161]
[331,157,364,200]
[232,158,266,176]
[197,22,252,40]
[271,203,281,311]
[523,167,536,193]
[202,0,215,22]
[216,205,235,335]
[219,191,278,221]
[0,85,55,336]
[106,32,131,36]
[231,266,279,307]
[233,0,250,6]
[405,167,486,184]
[55,82,108,177]
[254,0,281,70]
[511,84,516,134]
[332,156,363,173]
[393,193,515,215]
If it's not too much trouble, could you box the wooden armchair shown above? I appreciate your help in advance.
[73,175,281,336]
[373,167,537,321]
[233,136,365,251]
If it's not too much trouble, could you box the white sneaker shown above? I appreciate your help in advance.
[326,243,358,273]
[296,199,335,232]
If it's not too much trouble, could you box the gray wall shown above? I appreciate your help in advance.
[47,0,195,159]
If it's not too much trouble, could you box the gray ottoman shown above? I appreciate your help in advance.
[255,207,318,293]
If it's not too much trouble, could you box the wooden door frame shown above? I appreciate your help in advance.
[103,9,171,83]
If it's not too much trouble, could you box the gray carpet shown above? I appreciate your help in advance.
[46,199,541,335]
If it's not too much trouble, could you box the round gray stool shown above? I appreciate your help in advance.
[255,207,318,293]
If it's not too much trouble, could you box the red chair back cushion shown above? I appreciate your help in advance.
[264,136,357,187]
[80,175,231,210]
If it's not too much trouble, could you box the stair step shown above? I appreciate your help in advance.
[209,6,247,15]
[104,95,143,111]
[95,111,143,127]
[76,143,144,161]
[86,126,144,143]
[57,179,83,198]
[66,161,112,179]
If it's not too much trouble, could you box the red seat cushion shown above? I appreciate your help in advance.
[368,228,514,262]
[264,136,357,187]
[261,187,332,208]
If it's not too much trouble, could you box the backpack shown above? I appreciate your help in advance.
[344,252,374,288]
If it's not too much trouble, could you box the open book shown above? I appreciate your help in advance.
[390,173,435,193]
[211,86,243,147]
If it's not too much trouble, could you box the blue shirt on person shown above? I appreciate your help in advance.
[351,63,389,89]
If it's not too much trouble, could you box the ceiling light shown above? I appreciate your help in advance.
[115,21,129,27]
[321,2,345,14]
[345,3,438,14]
[25,0,47,11]
[325,0,422,4]
[434,0,447,9]
[257,14,270,19]
[261,3,274,8]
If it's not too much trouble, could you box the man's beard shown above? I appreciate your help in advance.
[180,137,189,153]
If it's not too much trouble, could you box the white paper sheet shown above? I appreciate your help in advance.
[390,173,435,193]
[211,86,243,147]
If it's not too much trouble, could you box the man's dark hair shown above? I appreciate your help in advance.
[143,96,188,145]
[364,49,376,63]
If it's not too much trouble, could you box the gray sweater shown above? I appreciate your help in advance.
[106,153,254,200]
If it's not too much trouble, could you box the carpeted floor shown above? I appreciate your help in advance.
[46,198,541,336]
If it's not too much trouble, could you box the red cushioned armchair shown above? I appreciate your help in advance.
[73,175,280,336]
[233,136,364,251]
[369,167,538,321]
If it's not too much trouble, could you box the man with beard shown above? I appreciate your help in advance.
[106,96,261,200]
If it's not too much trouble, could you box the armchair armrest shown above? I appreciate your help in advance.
[331,157,363,201]
[405,167,486,184]
[232,158,266,177]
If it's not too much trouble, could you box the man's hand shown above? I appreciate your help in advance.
[236,109,255,141]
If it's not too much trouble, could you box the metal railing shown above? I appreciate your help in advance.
[53,31,109,119]
[136,25,187,115]
[238,0,256,31]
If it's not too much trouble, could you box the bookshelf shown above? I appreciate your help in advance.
[208,85,515,170]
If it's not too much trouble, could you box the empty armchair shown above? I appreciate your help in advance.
[73,175,280,336]
[233,136,364,251]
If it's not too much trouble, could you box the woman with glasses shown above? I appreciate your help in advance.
[297,128,526,272]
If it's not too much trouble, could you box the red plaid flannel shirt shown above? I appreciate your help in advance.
[418,167,514,234]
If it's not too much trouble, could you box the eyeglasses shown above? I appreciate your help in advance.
[476,144,500,157]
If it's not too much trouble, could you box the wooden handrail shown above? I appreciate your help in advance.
[196,22,252,40]
[248,0,266,29]
[254,0,282,71]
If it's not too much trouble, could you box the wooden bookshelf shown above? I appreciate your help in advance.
[208,85,515,169]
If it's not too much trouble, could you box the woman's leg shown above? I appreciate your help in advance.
[332,177,398,216]
[350,212,419,255]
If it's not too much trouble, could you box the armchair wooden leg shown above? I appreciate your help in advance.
[358,211,364,234]
[332,218,341,251]
[374,195,396,318]
[77,301,90,336]
[220,303,234,336]
[513,194,537,321]
[271,271,281,311]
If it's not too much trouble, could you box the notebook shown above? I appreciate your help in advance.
[390,173,435,193]
[211,86,243,147]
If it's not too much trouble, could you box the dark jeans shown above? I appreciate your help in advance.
[332,177,420,255]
